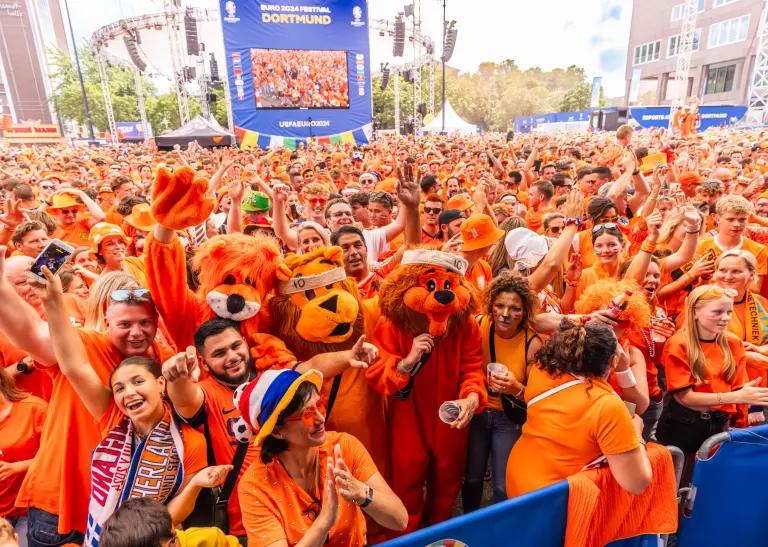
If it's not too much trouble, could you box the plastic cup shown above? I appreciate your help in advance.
[438,401,461,424]
[487,362,508,388]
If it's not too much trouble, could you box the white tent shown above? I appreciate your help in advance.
[421,101,478,135]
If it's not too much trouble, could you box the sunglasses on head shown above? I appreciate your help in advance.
[424,207,442,214]
[592,222,620,233]
[111,288,151,302]
[284,395,328,428]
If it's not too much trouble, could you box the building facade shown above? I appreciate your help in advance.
[625,0,763,106]
[0,0,68,124]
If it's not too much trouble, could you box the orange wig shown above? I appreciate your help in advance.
[574,278,651,340]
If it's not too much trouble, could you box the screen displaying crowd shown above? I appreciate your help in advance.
[2,123,768,547]
[251,48,350,109]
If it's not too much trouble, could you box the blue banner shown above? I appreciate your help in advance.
[590,77,602,108]
[115,122,152,139]
[630,105,747,131]
[219,0,372,140]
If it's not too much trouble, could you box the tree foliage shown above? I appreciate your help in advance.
[48,45,228,135]
[373,61,602,132]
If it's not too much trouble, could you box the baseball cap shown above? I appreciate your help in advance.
[460,214,505,252]
[438,209,466,228]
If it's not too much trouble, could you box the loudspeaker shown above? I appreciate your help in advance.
[393,14,405,57]
[184,10,199,56]
[124,35,147,73]
[417,102,426,117]
[209,54,220,82]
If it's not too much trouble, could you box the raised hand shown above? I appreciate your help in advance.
[162,346,201,382]
[190,464,234,489]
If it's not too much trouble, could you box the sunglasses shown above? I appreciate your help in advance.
[284,395,328,428]
[598,214,619,223]
[424,207,443,214]
[548,226,562,234]
[111,288,151,302]
[302,497,322,522]
[592,222,620,233]
[307,198,328,206]
[58,208,80,215]
[40,185,53,190]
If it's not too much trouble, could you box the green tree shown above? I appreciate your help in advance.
[559,82,608,112]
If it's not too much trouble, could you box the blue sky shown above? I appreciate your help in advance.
[63,0,633,98]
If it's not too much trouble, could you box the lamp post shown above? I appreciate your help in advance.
[441,0,446,132]
[63,0,96,144]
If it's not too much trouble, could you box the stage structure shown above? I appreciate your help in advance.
[222,0,373,148]
[667,0,698,131]
[369,16,436,136]
[90,6,223,141]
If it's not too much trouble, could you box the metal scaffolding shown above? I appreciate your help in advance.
[747,1,768,125]
[97,58,117,141]
[197,55,210,118]
[668,0,698,130]
[134,68,149,142]
[394,70,400,136]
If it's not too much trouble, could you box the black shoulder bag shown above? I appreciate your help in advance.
[491,322,529,425]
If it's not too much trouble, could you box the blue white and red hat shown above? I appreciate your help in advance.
[232,369,323,444]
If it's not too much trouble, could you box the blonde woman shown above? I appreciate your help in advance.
[657,285,768,456]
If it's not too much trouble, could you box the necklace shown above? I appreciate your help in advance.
[640,328,656,358]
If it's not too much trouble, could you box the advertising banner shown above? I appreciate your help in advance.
[590,77,602,108]
[115,122,153,140]
[628,68,642,103]
[220,0,372,147]
[630,105,747,131]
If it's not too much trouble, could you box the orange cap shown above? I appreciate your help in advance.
[460,214,505,252]
[446,193,473,212]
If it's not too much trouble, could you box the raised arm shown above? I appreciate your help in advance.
[0,247,55,365]
[226,179,245,235]
[36,266,111,419]
[161,347,205,420]
[271,185,299,250]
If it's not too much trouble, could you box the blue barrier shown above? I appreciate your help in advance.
[678,424,768,547]
[378,478,658,547]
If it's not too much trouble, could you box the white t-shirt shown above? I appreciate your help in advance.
[363,227,389,262]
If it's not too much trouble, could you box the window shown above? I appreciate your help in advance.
[633,40,661,65]
[708,15,750,47]
[714,0,738,7]
[671,0,706,21]
[668,28,702,56]
[705,64,736,94]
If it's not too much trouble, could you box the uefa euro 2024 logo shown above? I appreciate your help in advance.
[224,1,240,23]
[351,5,364,27]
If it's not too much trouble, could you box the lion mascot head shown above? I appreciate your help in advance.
[268,246,365,360]
[380,249,478,337]
[192,232,281,342]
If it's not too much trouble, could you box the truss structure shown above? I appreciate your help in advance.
[747,1,768,125]
[668,0,698,130]
[97,58,117,141]
[134,68,150,141]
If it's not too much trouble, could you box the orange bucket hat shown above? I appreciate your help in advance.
[89,222,130,250]
[123,203,156,233]
[47,193,83,211]
[460,214,505,252]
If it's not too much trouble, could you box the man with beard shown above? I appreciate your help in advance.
[162,318,378,544]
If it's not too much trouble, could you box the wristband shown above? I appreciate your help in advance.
[632,170,640,176]
[685,223,701,234]
[640,240,657,254]
[564,278,579,287]
[615,368,637,389]
[564,217,582,228]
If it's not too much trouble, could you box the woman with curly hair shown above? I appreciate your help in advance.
[462,272,543,512]
[506,320,652,498]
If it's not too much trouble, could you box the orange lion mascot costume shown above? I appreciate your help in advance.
[367,249,487,536]
[145,166,296,369]
[265,246,387,471]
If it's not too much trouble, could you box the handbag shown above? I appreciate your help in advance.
[489,321,531,425]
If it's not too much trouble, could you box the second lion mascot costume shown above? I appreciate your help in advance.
[367,249,487,536]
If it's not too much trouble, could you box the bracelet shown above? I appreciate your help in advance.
[396,360,413,376]
[640,240,657,254]
[614,368,637,388]
[685,224,701,234]
[716,392,723,406]
[564,278,579,287]
[638,437,647,448]
[516,384,525,398]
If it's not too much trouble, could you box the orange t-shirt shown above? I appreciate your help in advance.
[0,396,47,517]
[52,220,91,246]
[466,259,492,292]
[0,332,53,402]
[525,205,554,234]
[696,237,768,276]
[182,377,260,537]
[105,206,125,227]
[420,227,442,245]
[14,330,176,534]
[576,230,596,269]
[505,367,638,498]
[239,432,377,547]
[662,330,749,418]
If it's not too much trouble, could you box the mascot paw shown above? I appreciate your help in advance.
[151,166,216,231]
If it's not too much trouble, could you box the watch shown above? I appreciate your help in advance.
[16,360,33,375]
[357,484,374,508]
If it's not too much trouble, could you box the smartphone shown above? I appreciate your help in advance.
[317,161,326,170]
[27,239,75,283]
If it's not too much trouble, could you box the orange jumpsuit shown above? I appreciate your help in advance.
[367,317,487,536]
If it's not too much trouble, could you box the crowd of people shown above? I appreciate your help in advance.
[252,50,350,109]
[1,123,768,547]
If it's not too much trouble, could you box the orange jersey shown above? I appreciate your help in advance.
[15,330,175,534]
[662,331,748,420]
[184,377,260,537]
[0,331,53,402]
[466,259,492,292]
[52,220,91,246]
[525,205,554,234]
[420,227,442,245]
[0,396,46,517]
[506,366,638,498]
[239,432,376,547]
